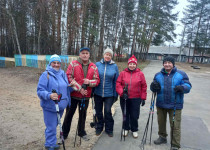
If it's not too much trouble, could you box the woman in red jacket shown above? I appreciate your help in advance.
[116,55,147,138]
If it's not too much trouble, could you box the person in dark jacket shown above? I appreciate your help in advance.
[116,55,147,138]
[93,48,119,137]
[62,47,100,141]
[150,56,192,150]
[37,54,74,150]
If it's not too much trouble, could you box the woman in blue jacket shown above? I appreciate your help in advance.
[37,54,74,150]
[94,48,119,137]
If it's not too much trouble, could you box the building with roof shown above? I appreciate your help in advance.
[146,46,210,64]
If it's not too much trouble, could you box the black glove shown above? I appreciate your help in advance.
[123,93,128,100]
[141,100,145,106]
[174,86,184,93]
[82,84,88,90]
[150,81,161,93]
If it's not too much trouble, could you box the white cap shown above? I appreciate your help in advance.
[103,48,113,57]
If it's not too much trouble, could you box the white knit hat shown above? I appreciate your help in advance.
[49,54,61,64]
[103,48,113,57]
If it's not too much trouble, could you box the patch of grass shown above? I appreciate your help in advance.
[116,60,150,72]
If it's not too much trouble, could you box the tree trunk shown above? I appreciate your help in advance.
[57,0,62,54]
[61,0,69,55]
[179,24,186,62]
[37,13,42,55]
[192,2,204,64]
[81,0,88,47]
[98,0,105,58]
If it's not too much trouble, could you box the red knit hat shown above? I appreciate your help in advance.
[128,55,137,65]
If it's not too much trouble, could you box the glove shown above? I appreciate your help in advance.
[82,84,88,90]
[174,86,184,93]
[123,93,128,100]
[141,100,145,106]
[150,81,161,93]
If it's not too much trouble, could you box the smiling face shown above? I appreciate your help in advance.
[79,50,90,63]
[104,52,112,62]
[163,61,173,73]
[128,63,137,71]
[51,61,61,70]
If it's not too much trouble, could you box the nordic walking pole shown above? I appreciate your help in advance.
[90,93,97,129]
[140,92,156,150]
[121,83,128,141]
[149,92,156,144]
[52,89,66,150]
[171,93,177,150]
[74,84,87,147]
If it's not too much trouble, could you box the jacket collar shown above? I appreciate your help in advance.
[124,67,141,73]
[161,66,177,75]
[77,57,91,65]
[100,58,115,64]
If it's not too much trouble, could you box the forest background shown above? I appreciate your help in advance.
[0,0,210,62]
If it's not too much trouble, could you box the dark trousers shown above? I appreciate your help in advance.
[94,94,114,134]
[62,98,89,137]
[120,97,141,132]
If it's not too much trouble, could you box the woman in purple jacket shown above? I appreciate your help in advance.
[37,54,74,150]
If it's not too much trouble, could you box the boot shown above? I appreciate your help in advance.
[171,146,179,150]
[154,136,167,145]
[96,130,102,136]
[45,144,60,150]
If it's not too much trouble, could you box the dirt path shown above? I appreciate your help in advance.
[0,67,115,150]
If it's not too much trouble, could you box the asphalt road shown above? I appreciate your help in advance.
[92,60,210,150]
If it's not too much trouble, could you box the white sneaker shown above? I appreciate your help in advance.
[132,132,138,138]
[122,130,129,137]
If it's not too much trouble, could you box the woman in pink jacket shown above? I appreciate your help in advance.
[116,55,147,138]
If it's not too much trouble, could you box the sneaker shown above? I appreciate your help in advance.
[45,144,60,150]
[80,135,90,141]
[132,132,138,138]
[96,130,102,136]
[154,136,167,145]
[122,130,129,137]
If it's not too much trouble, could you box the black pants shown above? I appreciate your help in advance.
[94,94,114,134]
[120,97,141,132]
[62,98,89,137]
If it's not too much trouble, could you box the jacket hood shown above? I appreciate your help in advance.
[46,64,62,77]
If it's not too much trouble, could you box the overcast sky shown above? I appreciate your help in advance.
[166,0,189,47]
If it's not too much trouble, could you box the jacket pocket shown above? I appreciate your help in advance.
[59,98,68,110]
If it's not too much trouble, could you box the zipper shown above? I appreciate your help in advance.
[128,72,132,98]
[102,62,107,97]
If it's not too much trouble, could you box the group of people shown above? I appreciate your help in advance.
[37,47,191,150]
